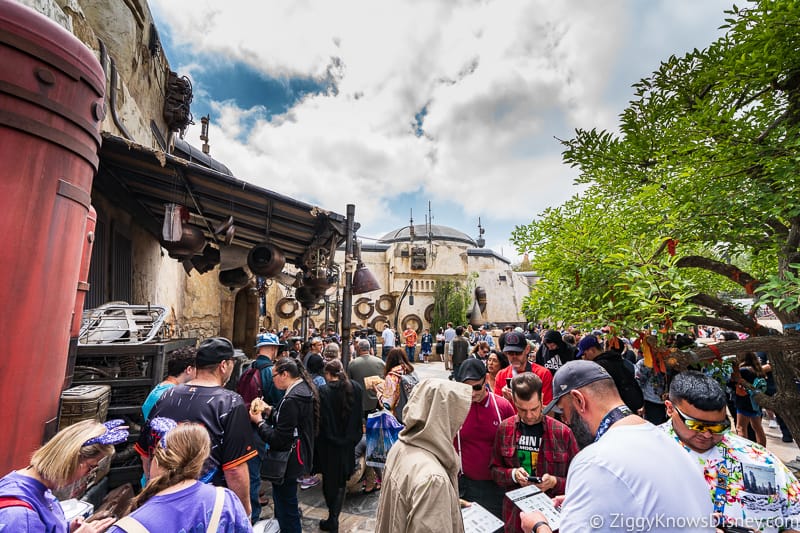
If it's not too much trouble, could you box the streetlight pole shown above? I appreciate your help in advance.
[341,204,355,369]
[394,279,414,333]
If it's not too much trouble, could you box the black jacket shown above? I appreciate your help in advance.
[593,351,644,412]
[315,381,364,484]
[257,379,316,479]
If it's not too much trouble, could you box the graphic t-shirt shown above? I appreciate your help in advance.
[662,422,800,533]
[136,384,257,485]
[516,422,543,476]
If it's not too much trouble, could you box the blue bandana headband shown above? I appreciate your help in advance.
[83,419,129,446]
[149,417,179,449]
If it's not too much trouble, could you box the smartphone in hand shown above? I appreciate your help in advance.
[527,475,542,484]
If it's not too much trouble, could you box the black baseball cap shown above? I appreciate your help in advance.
[457,358,487,382]
[543,360,612,415]
[195,337,235,366]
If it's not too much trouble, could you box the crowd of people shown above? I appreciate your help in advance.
[378,327,800,533]
[1,322,798,533]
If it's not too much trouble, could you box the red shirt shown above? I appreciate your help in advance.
[493,362,553,406]
[453,391,516,480]
[403,329,417,347]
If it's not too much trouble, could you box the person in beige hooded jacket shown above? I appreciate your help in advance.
[375,378,472,533]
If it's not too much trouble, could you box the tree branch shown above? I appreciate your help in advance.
[756,108,791,143]
[688,293,767,335]
[684,315,765,333]
[676,256,761,294]
[691,335,800,361]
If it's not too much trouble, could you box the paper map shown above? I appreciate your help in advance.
[505,484,561,531]
[462,502,504,533]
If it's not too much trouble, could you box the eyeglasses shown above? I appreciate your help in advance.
[674,406,730,434]
[470,380,486,391]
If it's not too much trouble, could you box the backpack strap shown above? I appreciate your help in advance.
[113,515,150,533]
[260,365,274,402]
[206,486,225,533]
[0,496,33,510]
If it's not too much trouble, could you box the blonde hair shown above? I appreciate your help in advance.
[133,423,210,509]
[30,419,113,488]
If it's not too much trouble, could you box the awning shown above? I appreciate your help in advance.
[94,133,350,270]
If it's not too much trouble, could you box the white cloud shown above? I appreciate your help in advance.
[153,0,729,238]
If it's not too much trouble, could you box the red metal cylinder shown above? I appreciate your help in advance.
[63,205,97,391]
[0,1,105,472]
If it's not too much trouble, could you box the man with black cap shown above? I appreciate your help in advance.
[454,358,515,519]
[534,329,576,375]
[576,334,643,413]
[520,360,713,533]
[493,331,553,406]
[136,337,256,518]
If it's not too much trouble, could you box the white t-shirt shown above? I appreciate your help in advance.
[559,422,714,532]
[382,328,395,347]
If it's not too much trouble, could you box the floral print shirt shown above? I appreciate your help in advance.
[662,421,800,532]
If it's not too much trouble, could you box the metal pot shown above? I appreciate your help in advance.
[162,225,206,259]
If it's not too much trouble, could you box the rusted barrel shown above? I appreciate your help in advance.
[0,1,105,472]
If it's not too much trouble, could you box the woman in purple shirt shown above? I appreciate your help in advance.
[0,419,123,532]
[109,420,250,533]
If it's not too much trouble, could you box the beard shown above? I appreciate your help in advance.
[569,409,596,449]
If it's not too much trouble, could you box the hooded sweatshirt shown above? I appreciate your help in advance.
[376,379,471,533]
[535,330,576,375]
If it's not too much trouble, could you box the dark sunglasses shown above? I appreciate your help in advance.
[674,406,730,434]
[471,381,486,391]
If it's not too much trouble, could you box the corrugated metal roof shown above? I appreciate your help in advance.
[94,133,349,269]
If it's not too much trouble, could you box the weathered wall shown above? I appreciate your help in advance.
[17,0,172,147]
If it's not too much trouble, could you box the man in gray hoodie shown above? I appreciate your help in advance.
[376,379,471,533]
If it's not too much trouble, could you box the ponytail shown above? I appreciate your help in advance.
[324,360,354,424]
[133,423,209,509]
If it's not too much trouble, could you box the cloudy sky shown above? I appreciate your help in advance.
[150,0,731,261]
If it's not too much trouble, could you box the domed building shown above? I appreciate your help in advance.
[341,222,535,335]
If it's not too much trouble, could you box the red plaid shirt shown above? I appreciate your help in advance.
[490,414,578,533]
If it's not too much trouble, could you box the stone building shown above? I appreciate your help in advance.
[327,223,534,335]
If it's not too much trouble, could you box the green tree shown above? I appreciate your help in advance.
[432,277,475,332]
[512,0,800,440]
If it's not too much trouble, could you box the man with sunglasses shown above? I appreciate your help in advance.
[454,359,516,519]
[663,371,800,533]
[520,361,713,533]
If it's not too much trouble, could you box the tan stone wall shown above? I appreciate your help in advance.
[16,0,173,148]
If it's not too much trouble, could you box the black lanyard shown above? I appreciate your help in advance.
[594,405,633,442]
